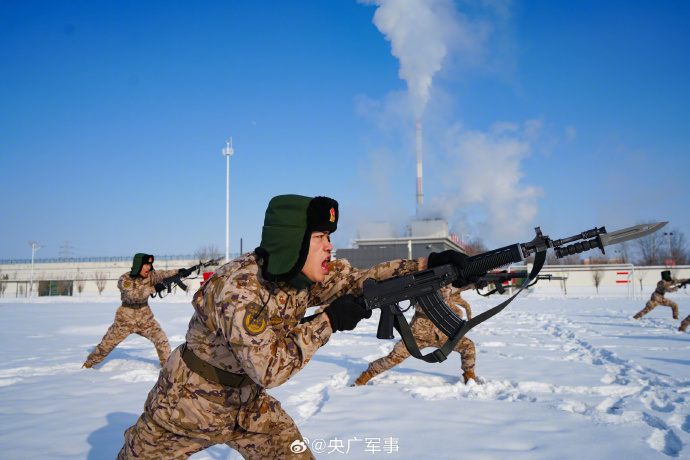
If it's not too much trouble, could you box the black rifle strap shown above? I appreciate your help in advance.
[394,251,547,363]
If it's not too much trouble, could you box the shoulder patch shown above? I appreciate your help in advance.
[123,281,131,288]
[243,302,268,336]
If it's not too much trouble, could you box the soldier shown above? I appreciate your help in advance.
[117,194,472,459]
[83,254,184,369]
[442,284,472,320]
[351,283,477,387]
[633,270,688,320]
[680,315,690,332]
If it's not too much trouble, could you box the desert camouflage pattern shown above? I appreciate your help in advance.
[633,279,688,320]
[680,315,690,332]
[359,299,476,383]
[83,269,179,367]
[441,284,473,320]
[118,252,422,459]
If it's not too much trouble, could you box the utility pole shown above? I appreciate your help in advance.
[222,139,234,263]
[28,241,43,298]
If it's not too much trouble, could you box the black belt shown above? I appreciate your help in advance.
[180,343,252,388]
[123,302,148,309]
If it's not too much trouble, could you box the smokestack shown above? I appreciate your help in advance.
[415,119,423,214]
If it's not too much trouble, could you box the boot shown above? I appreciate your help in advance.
[351,370,375,387]
[680,324,687,332]
[633,313,642,320]
[463,371,476,384]
[82,362,93,369]
[673,314,679,320]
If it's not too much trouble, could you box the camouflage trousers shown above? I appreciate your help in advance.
[365,317,475,379]
[454,297,472,320]
[633,293,679,319]
[680,315,690,332]
[84,305,171,367]
[118,346,315,460]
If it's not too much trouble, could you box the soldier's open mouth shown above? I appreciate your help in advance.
[322,258,330,273]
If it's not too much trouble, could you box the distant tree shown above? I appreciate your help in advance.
[195,245,222,261]
[632,222,664,265]
[463,237,488,257]
[93,272,109,299]
[591,269,605,294]
[668,231,690,265]
[0,273,8,297]
[74,273,86,296]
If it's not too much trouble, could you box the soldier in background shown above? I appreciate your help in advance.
[352,284,477,387]
[117,195,472,459]
[633,270,688,320]
[83,253,184,368]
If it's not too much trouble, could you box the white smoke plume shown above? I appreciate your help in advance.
[363,0,490,118]
[359,0,548,245]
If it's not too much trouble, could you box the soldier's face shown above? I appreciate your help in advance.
[140,264,152,278]
[301,231,333,283]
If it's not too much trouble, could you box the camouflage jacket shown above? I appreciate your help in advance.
[185,252,421,389]
[117,269,180,306]
[654,278,689,296]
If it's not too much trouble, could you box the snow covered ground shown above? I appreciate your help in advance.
[1,287,689,459]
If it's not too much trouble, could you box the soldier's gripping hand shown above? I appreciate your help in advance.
[154,282,167,293]
[324,294,372,332]
[427,250,480,289]
[177,267,194,278]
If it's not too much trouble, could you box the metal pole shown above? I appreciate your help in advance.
[226,153,229,262]
[222,139,234,263]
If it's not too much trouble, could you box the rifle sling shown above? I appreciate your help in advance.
[395,251,546,364]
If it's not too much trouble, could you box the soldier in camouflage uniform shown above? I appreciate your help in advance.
[352,283,477,387]
[442,284,472,320]
[117,195,473,460]
[83,254,183,368]
[633,270,688,320]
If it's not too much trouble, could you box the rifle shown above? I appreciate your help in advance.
[676,279,690,289]
[152,258,222,298]
[476,272,567,296]
[358,222,667,363]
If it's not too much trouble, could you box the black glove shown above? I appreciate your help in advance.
[154,282,167,293]
[427,250,480,289]
[178,267,194,278]
[324,294,372,332]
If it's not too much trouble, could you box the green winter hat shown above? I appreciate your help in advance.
[131,253,154,277]
[255,194,338,283]
[661,270,672,282]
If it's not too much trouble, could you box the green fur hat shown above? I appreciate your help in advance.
[255,194,338,283]
[661,270,672,282]
[131,253,154,277]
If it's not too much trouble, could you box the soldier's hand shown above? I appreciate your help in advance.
[324,294,372,332]
[154,282,167,293]
[178,267,194,278]
[427,250,480,289]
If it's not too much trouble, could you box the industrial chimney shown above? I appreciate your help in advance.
[415,119,423,214]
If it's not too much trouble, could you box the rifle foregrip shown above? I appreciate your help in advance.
[460,244,524,278]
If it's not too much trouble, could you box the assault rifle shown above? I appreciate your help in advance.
[677,279,690,290]
[152,258,222,298]
[476,272,567,296]
[358,222,667,363]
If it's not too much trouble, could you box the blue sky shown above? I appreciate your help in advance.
[1,0,688,261]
